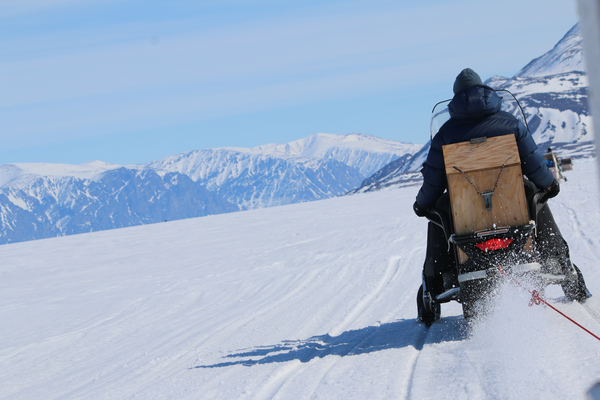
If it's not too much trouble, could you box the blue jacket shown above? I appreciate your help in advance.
[416,85,554,208]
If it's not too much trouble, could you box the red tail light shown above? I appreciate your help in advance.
[475,238,514,252]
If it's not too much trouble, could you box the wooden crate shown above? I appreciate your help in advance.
[443,135,529,264]
[443,135,530,263]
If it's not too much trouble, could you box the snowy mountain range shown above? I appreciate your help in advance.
[0,134,420,244]
[144,134,419,210]
[352,23,594,194]
[0,163,238,244]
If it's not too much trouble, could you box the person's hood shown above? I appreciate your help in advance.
[448,85,502,120]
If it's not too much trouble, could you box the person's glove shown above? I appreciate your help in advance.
[539,179,560,203]
[413,201,427,217]
[547,179,560,198]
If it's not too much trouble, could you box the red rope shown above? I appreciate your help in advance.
[498,266,600,342]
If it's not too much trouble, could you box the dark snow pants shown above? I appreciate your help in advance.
[422,193,454,294]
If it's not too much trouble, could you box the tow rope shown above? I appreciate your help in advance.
[498,266,600,342]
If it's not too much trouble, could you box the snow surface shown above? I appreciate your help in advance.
[1,160,600,400]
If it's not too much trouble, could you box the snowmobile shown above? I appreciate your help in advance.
[417,91,588,323]
[543,149,570,182]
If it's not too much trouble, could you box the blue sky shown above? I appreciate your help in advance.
[1,0,580,165]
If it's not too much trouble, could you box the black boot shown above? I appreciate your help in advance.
[562,263,592,303]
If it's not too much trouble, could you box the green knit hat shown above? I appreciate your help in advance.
[453,68,483,94]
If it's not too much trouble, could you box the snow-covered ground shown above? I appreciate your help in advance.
[1,159,599,400]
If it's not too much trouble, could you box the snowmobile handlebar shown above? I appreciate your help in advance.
[535,189,550,204]
[423,207,452,244]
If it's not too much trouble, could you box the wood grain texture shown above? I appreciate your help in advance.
[444,134,521,176]
[442,135,530,264]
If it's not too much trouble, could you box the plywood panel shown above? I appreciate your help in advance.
[447,165,529,235]
[442,134,529,235]
[444,134,521,176]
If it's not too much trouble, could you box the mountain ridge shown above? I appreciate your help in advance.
[0,133,420,244]
[351,23,594,194]
[515,24,584,78]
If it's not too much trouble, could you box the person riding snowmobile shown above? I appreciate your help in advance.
[413,68,591,323]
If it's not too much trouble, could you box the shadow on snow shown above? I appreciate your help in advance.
[192,316,468,369]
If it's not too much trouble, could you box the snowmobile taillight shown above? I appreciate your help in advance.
[475,238,514,252]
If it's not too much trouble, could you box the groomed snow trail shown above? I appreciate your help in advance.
[1,160,599,399]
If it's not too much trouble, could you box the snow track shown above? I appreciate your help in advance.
[245,256,408,399]
[1,160,599,399]
[331,256,403,336]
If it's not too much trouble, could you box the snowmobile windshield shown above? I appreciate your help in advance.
[429,90,529,140]
[497,90,530,131]
[430,100,451,140]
